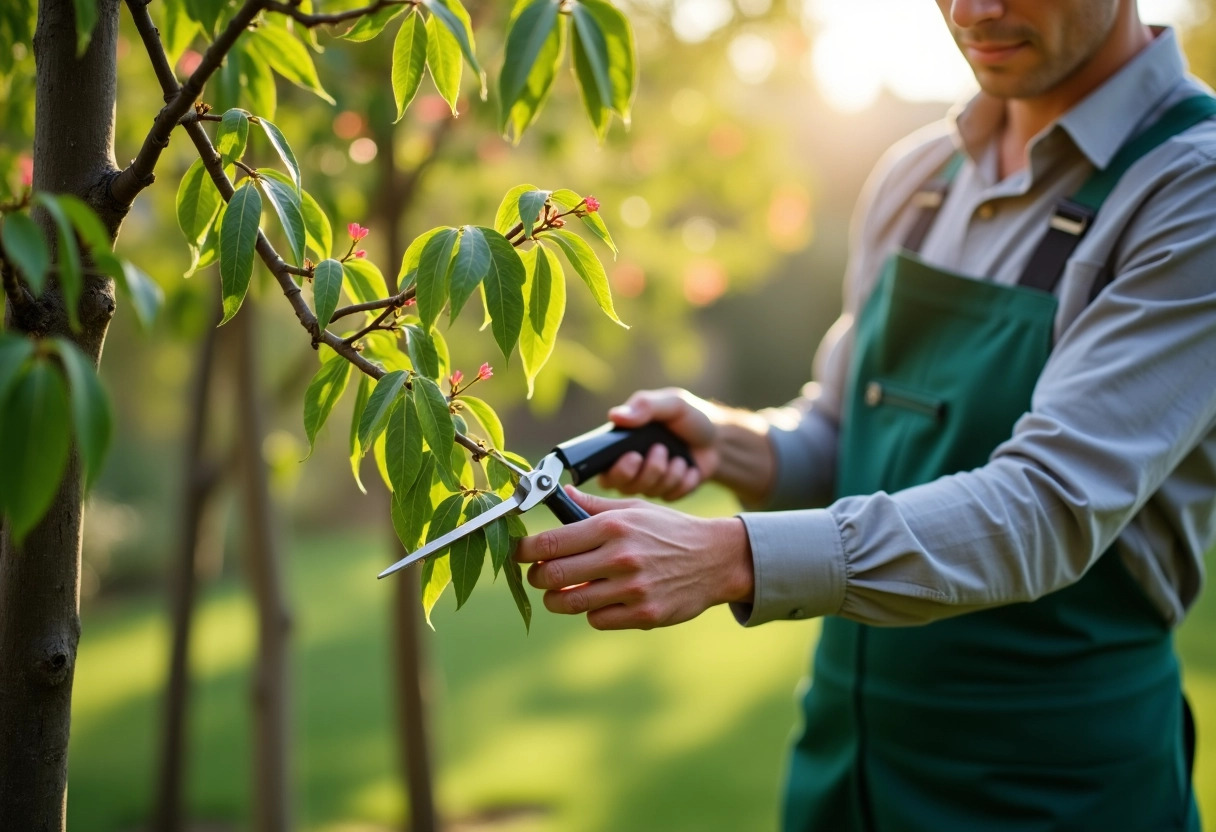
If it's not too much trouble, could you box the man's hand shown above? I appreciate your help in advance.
[516,487,754,630]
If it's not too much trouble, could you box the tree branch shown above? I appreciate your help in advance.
[330,285,415,323]
[262,0,414,27]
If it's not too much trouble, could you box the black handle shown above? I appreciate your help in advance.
[553,422,695,486]
[543,486,592,524]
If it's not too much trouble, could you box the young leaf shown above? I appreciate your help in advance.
[343,258,389,304]
[503,552,532,631]
[177,159,223,254]
[414,376,456,476]
[392,453,435,551]
[570,18,609,140]
[50,337,112,489]
[424,12,461,115]
[312,258,344,332]
[405,324,440,379]
[0,335,35,406]
[386,390,424,494]
[1,213,49,295]
[218,182,262,325]
[577,0,635,121]
[303,349,352,454]
[478,227,526,360]
[255,118,302,192]
[31,195,82,327]
[551,187,616,256]
[392,10,429,123]
[519,242,565,397]
[415,227,459,329]
[450,498,487,608]
[341,3,407,41]
[258,173,306,266]
[421,0,484,96]
[545,227,624,327]
[247,25,336,104]
[448,225,490,322]
[0,360,71,543]
[349,373,372,493]
[494,183,539,236]
[457,395,505,451]
[517,189,550,240]
[216,108,250,166]
[498,0,559,133]
[358,369,407,450]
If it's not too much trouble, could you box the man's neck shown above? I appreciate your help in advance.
[998,20,1154,178]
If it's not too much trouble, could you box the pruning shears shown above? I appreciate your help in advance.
[376,422,694,579]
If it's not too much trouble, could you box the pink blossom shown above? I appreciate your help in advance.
[449,370,464,388]
[404,297,417,306]
[477,362,493,381]
[348,222,369,241]
[354,249,366,259]
[584,195,601,213]
[17,155,33,187]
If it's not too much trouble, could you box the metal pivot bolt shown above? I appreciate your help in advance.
[537,475,553,490]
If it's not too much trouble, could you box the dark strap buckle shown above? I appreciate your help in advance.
[1048,198,1095,236]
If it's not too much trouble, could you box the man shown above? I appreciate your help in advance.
[516,1,1214,830]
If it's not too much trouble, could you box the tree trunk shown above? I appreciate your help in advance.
[393,560,438,832]
[152,310,223,832]
[233,302,293,832]
[0,1,121,829]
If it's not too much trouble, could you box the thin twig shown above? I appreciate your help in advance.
[343,304,399,345]
[262,0,414,27]
[330,285,415,323]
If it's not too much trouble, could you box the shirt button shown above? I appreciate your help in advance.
[977,202,996,219]
[864,382,883,407]
[790,608,806,619]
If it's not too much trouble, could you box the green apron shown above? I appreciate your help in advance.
[783,96,1215,832]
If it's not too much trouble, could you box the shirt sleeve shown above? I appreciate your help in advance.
[735,146,1216,628]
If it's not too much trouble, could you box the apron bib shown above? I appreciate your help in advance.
[782,96,1216,832]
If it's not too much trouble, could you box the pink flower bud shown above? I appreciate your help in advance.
[348,222,369,241]
[449,370,464,388]
[354,250,366,259]
[584,195,601,213]
[477,362,493,381]
[404,297,417,306]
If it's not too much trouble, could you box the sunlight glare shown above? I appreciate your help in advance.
[672,0,735,43]
[729,32,778,85]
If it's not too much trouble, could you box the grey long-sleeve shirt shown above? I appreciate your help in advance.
[734,28,1216,629]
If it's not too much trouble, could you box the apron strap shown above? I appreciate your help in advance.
[901,152,964,253]
[1018,94,1216,294]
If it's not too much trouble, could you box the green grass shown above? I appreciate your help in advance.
[68,487,1216,831]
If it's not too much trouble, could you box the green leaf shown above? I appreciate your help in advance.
[1,213,49,295]
[457,395,505,450]
[218,181,262,325]
[503,550,532,631]
[258,173,306,266]
[349,373,371,493]
[470,492,511,576]
[255,118,301,193]
[248,24,335,104]
[405,324,440,379]
[341,3,406,41]
[551,187,616,256]
[33,194,82,328]
[421,0,484,97]
[300,188,332,260]
[570,17,609,140]
[373,427,392,493]
[448,226,490,322]
[451,497,487,608]
[571,5,612,110]
[507,512,529,537]
[424,12,461,115]
[0,360,71,543]
[577,0,635,120]
[494,184,539,237]
[392,10,428,123]
[162,0,199,67]
[486,455,515,495]
[73,0,97,56]
[517,190,550,240]
[112,260,164,330]
[415,227,458,329]
[50,337,111,489]
[420,491,463,625]
[358,369,407,450]
[478,227,526,360]
[392,453,435,551]
[398,225,449,290]
[216,108,249,166]
[452,440,474,489]
[242,49,278,121]
[312,258,344,332]
[499,1,559,133]
[545,227,624,326]
[386,390,423,494]
[302,349,352,454]
[0,335,35,406]
[504,15,565,142]
[414,376,456,482]
[185,0,224,35]
[177,159,224,255]
[519,242,565,397]
[343,258,388,305]
[362,332,412,373]
[57,195,109,253]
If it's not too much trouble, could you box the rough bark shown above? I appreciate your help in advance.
[233,303,293,832]
[0,1,120,829]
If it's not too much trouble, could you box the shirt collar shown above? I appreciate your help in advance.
[950,27,1188,172]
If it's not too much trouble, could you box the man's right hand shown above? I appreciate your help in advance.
[598,388,723,501]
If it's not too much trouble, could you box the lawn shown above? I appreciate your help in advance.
[68,485,1216,831]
